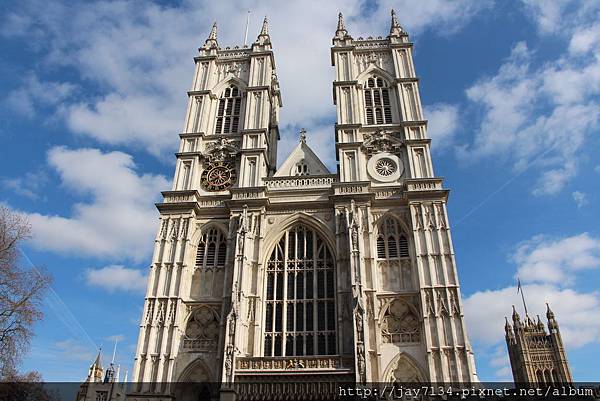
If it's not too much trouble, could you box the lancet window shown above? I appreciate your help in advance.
[195,227,227,269]
[364,76,392,125]
[264,225,336,356]
[215,84,242,134]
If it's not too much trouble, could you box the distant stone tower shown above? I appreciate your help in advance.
[505,304,573,386]
[77,350,126,401]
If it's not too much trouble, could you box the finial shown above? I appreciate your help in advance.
[389,9,404,37]
[204,22,219,49]
[260,16,269,36]
[335,12,348,39]
[209,22,217,39]
[512,304,520,320]
[300,128,307,143]
[546,302,555,318]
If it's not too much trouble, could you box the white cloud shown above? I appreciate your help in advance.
[520,0,600,35]
[54,338,95,362]
[464,283,600,349]
[3,0,486,160]
[462,38,600,195]
[464,232,600,370]
[21,147,168,261]
[424,103,459,151]
[85,265,147,294]
[572,191,589,208]
[514,233,600,284]
[2,171,48,200]
[4,73,76,118]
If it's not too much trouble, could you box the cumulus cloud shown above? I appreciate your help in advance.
[2,0,487,160]
[85,265,147,293]
[514,233,600,284]
[2,170,48,200]
[424,103,459,151]
[464,232,600,379]
[21,147,168,261]
[461,38,600,195]
[4,73,76,118]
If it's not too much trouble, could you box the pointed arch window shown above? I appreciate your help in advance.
[364,76,392,125]
[195,227,227,269]
[376,217,412,291]
[377,217,409,259]
[294,161,309,176]
[264,225,336,357]
[214,84,242,135]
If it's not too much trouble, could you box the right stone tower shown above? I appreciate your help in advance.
[330,11,479,384]
[505,304,573,385]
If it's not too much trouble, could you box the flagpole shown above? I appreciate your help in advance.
[243,10,251,46]
[517,278,529,316]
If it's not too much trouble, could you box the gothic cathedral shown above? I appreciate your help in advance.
[126,11,479,399]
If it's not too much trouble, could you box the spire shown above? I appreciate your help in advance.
[260,16,269,36]
[389,9,404,37]
[512,304,520,321]
[334,13,348,39]
[504,316,511,332]
[546,302,558,330]
[204,22,218,49]
[88,348,104,382]
[255,16,271,45]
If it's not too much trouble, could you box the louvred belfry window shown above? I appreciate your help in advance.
[377,218,409,259]
[364,77,392,125]
[264,225,337,357]
[214,84,242,135]
[195,227,227,269]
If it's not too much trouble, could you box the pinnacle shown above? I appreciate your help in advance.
[208,22,217,40]
[389,8,403,36]
[260,16,269,36]
[337,12,346,32]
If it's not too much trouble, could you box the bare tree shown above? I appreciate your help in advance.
[0,206,51,380]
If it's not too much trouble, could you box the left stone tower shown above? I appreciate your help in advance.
[130,18,281,396]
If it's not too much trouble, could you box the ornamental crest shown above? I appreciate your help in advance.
[202,137,240,165]
[361,130,403,155]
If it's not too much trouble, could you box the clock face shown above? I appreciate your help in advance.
[201,162,236,191]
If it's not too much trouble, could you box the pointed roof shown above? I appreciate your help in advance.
[389,9,404,37]
[260,16,269,36]
[334,12,349,39]
[92,348,102,371]
[275,129,330,177]
[204,22,218,49]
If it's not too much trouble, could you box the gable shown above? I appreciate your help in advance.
[274,141,330,177]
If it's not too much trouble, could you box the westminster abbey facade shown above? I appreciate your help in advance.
[112,11,481,401]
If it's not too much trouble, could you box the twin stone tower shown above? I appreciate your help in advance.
[82,11,487,401]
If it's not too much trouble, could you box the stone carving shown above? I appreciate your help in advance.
[202,137,240,165]
[184,305,220,345]
[159,219,168,239]
[425,291,435,317]
[381,299,420,343]
[355,51,393,75]
[437,291,449,316]
[361,130,403,156]
[425,204,436,229]
[413,204,423,230]
[389,356,422,383]
[435,203,447,230]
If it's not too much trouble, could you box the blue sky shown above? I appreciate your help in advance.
[1,0,600,383]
